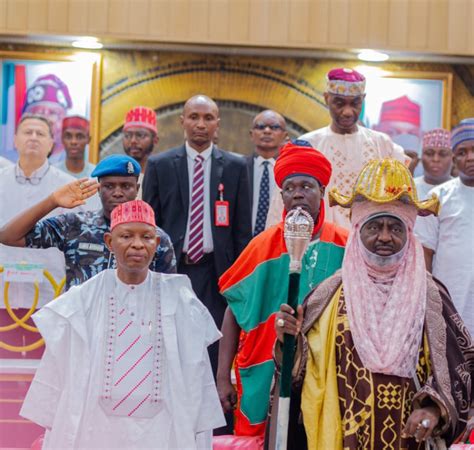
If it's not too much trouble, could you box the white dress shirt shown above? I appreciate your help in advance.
[414,175,453,200]
[414,177,474,336]
[182,142,214,254]
[252,156,277,232]
[0,156,13,169]
[0,161,89,308]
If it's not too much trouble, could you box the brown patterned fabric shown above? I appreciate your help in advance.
[280,271,474,449]
[335,288,430,449]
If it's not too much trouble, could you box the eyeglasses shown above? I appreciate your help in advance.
[123,131,152,141]
[253,123,285,131]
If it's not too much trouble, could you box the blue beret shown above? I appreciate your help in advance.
[91,155,141,178]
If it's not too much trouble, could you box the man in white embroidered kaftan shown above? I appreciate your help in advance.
[265,68,409,230]
[20,199,225,449]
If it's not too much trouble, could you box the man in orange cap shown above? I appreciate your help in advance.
[123,106,159,198]
[217,141,348,439]
[21,200,225,449]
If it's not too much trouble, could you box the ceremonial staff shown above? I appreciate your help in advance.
[275,207,314,450]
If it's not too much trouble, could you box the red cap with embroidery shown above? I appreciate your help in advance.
[111,200,156,230]
[123,106,157,134]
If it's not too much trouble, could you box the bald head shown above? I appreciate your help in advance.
[183,95,219,116]
[181,95,220,152]
[250,109,288,157]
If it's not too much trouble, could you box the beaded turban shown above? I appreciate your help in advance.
[326,68,366,97]
[329,158,440,217]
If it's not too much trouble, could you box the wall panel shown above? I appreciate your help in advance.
[27,0,48,32]
[388,0,409,48]
[68,0,89,33]
[188,0,210,41]
[368,0,389,48]
[148,0,170,39]
[0,0,472,56]
[208,0,229,43]
[87,0,109,34]
[168,0,190,41]
[427,0,448,52]
[288,0,310,44]
[0,0,6,30]
[228,0,250,43]
[447,0,470,54]
[47,0,69,33]
[248,1,270,43]
[407,0,429,50]
[308,0,330,46]
[7,0,28,32]
[348,0,369,47]
[128,0,150,37]
[328,0,350,45]
[107,0,129,34]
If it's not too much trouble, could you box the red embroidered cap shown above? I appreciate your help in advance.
[111,200,156,230]
[123,106,158,134]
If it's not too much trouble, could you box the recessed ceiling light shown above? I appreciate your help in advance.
[72,37,103,50]
[357,49,389,62]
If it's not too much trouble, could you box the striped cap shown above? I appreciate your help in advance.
[451,118,474,150]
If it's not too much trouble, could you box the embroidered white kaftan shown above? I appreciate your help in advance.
[414,177,474,337]
[20,270,225,449]
[265,126,408,230]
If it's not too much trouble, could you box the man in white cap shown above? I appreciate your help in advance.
[266,68,408,230]
[414,128,453,199]
[415,118,474,336]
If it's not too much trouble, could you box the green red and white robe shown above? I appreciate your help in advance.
[219,221,348,436]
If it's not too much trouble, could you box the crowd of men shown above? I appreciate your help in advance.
[0,67,472,449]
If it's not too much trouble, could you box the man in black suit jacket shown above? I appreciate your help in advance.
[143,95,252,375]
[245,110,288,236]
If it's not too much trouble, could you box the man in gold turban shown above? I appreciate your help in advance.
[274,159,473,449]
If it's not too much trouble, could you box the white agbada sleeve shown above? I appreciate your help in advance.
[19,318,67,428]
[166,275,225,446]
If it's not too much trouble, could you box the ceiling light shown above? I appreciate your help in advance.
[72,37,103,50]
[354,65,388,78]
[357,49,389,62]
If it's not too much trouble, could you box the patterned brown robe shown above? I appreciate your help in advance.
[270,271,474,450]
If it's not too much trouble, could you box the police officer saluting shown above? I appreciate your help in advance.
[0,155,176,290]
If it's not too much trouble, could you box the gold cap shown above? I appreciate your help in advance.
[329,158,440,216]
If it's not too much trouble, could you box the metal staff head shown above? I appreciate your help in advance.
[284,207,314,273]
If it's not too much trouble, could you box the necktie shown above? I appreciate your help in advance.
[187,155,205,262]
[254,160,270,236]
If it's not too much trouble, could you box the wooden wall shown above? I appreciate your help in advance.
[0,0,473,56]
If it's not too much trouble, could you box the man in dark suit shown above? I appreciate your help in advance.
[143,94,252,375]
[245,110,288,236]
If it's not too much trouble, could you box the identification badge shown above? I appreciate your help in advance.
[215,201,229,226]
[215,183,229,227]
[78,242,105,252]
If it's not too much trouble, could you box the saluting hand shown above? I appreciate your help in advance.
[51,178,100,209]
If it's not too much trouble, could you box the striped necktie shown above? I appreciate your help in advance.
[187,155,205,262]
[254,160,270,236]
